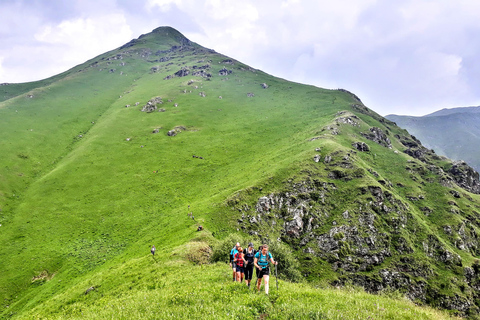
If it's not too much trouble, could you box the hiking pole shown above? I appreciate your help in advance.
[275,263,278,292]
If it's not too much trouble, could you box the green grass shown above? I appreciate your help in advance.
[14,252,459,320]
[1,27,480,319]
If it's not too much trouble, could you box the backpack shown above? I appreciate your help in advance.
[255,251,272,269]
[244,248,256,263]
[230,247,238,262]
[234,252,244,267]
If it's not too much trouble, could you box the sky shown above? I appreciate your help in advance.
[1,0,479,116]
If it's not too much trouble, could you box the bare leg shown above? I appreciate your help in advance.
[256,277,262,291]
[264,275,270,294]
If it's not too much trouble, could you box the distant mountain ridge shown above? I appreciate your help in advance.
[386,106,480,172]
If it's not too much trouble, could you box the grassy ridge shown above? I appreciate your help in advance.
[0,27,478,319]
[14,244,459,320]
[0,28,352,316]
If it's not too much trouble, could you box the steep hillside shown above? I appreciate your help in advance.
[0,27,479,319]
[386,107,480,172]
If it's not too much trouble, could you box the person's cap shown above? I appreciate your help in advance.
[248,242,254,247]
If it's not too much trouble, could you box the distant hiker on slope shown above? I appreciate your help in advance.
[229,242,240,281]
[254,244,277,294]
[151,245,156,256]
[234,247,246,282]
[243,243,256,289]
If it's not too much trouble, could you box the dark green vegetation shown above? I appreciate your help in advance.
[0,27,476,319]
[386,107,480,173]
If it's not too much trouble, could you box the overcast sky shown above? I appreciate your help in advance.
[1,0,479,116]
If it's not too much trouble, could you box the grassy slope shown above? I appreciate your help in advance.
[0,28,470,319]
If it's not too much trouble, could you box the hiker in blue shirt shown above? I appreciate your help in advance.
[229,242,240,281]
[254,244,277,294]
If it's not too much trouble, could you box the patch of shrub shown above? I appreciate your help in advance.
[184,241,212,265]
[211,233,255,263]
[267,241,302,282]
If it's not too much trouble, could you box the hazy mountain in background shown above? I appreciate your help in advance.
[386,106,480,172]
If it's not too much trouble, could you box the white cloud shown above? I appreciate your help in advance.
[146,0,183,12]
[34,14,133,66]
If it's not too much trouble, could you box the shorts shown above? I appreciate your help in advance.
[231,262,236,269]
[236,265,244,273]
[258,267,270,277]
[244,265,254,280]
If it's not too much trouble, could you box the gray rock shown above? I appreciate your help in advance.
[448,161,480,194]
[352,142,370,152]
[360,127,391,148]
[219,67,232,76]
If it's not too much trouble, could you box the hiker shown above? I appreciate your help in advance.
[255,245,263,280]
[254,244,277,294]
[234,247,246,282]
[243,243,256,289]
[151,245,156,256]
[229,242,240,281]
[197,225,203,231]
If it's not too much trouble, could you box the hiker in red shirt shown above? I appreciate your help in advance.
[234,247,246,282]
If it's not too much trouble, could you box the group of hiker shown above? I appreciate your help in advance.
[229,242,277,294]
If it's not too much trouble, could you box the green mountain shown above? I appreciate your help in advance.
[386,107,480,173]
[1,27,479,319]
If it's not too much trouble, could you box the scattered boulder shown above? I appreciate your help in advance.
[218,68,232,76]
[141,97,163,113]
[167,126,187,137]
[261,83,269,89]
[85,286,96,295]
[352,142,370,152]
[313,154,321,163]
[174,68,190,77]
[336,115,360,126]
[152,128,160,134]
[247,93,255,97]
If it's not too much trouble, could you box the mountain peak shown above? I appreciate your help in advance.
[118,26,193,52]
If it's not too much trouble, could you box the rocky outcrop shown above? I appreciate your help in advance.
[361,127,391,148]
[141,97,163,112]
[218,68,232,76]
[448,161,480,194]
[352,142,370,152]
[174,68,190,77]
